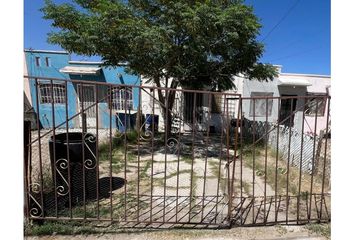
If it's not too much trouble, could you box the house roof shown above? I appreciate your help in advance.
[59,66,101,75]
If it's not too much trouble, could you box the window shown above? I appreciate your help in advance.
[110,87,133,111]
[35,57,41,67]
[249,92,273,117]
[305,94,327,116]
[45,57,51,67]
[39,83,66,104]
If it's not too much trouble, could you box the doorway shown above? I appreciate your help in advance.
[279,95,297,127]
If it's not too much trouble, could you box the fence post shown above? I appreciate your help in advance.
[314,130,324,175]
[82,113,87,133]
[24,121,31,218]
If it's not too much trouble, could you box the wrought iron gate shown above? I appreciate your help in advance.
[24,76,330,228]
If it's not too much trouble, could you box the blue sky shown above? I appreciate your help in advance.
[24,0,330,75]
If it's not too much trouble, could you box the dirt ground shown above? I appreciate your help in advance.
[25,225,328,240]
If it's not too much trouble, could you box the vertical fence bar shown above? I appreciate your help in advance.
[65,81,72,219]
[150,89,155,223]
[285,98,294,224]
[319,97,330,220]
[124,86,128,222]
[201,93,212,220]
[176,90,182,222]
[215,94,226,223]
[231,98,240,219]
[50,80,58,218]
[109,86,113,221]
[274,98,281,223]
[297,97,307,223]
[27,122,32,218]
[239,98,243,206]
[95,84,100,219]
[308,98,319,221]
[252,98,256,224]
[226,98,232,224]
[34,79,44,218]
[163,89,169,222]
[24,121,30,219]
[264,96,269,225]
[189,92,197,222]
[80,84,87,219]
[137,87,142,221]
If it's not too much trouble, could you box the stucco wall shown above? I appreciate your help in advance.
[25,50,140,130]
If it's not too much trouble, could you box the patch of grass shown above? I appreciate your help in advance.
[25,221,97,236]
[275,225,287,236]
[181,155,195,164]
[242,145,327,196]
[306,223,331,239]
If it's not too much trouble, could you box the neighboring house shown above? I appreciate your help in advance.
[234,65,331,135]
[141,66,331,135]
[24,49,141,130]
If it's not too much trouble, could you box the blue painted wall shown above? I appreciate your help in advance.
[25,50,141,130]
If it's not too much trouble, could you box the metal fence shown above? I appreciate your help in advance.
[24,75,330,228]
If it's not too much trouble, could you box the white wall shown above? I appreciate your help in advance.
[232,71,331,134]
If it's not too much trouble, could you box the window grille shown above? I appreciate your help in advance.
[39,83,66,104]
[110,87,133,111]
[249,92,273,117]
[305,95,327,116]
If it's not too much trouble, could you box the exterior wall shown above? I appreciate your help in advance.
[238,75,280,123]
[24,50,140,130]
[25,50,74,129]
[140,77,181,132]
[234,71,331,134]
[24,53,32,107]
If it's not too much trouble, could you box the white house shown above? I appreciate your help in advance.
[140,66,331,135]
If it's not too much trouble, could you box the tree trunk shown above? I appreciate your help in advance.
[154,77,178,138]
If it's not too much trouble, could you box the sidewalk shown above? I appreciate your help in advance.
[25,225,329,240]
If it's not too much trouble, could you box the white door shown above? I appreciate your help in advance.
[78,84,97,128]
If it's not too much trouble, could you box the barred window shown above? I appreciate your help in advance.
[110,87,133,111]
[39,83,66,104]
[305,95,327,116]
[249,92,273,117]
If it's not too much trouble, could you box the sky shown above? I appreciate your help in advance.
[24,0,331,75]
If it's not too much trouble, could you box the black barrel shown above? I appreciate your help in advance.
[49,132,97,206]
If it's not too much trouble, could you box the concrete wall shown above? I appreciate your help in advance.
[233,71,330,134]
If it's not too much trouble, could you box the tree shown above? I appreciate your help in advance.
[42,0,278,135]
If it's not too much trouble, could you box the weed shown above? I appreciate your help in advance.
[306,223,331,239]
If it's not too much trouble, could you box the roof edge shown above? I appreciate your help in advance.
[69,61,104,65]
[280,72,331,78]
[24,49,68,54]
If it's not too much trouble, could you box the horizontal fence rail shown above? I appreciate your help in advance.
[24,76,330,228]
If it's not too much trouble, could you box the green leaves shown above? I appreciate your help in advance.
[41,0,277,89]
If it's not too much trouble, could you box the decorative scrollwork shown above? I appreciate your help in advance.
[139,110,154,140]
[28,183,43,217]
[30,182,41,193]
[167,137,179,153]
[84,158,97,169]
[55,158,69,196]
[84,133,96,142]
[140,129,153,141]
[84,138,97,169]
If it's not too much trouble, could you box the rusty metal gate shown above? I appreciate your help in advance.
[24,76,330,228]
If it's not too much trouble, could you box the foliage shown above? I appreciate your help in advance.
[42,0,277,90]
[42,0,278,136]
